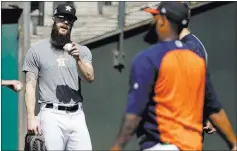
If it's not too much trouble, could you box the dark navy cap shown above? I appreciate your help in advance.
[53,4,77,20]
[144,2,190,27]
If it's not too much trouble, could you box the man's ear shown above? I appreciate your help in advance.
[158,15,166,27]
[151,16,157,25]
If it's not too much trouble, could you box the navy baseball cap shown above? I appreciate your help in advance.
[53,4,77,20]
[144,2,190,27]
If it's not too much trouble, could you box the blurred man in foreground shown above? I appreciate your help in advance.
[110,2,236,151]
[144,1,224,139]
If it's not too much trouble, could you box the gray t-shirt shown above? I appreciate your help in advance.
[22,39,92,104]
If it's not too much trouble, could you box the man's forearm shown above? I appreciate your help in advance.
[25,72,37,119]
[77,59,94,82]
[25,88,36,119]
[209,109,237,147]
[2,80,11,86]
[112,114,141,150]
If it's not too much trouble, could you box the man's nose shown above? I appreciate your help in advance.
[63,20,69,25]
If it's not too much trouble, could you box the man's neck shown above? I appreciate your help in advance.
[159,29,181,42]
[50,39,64,49]
[179,28,191,40]
[159,34,180,42]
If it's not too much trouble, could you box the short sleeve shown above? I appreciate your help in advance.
[79,45,92,64]
[22,47,40,74]
[126,54,157,116]
[203,70,222,118]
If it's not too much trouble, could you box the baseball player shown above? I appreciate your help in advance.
[110,2,236,151]
[1,80,23,92]
[22,4,94,150]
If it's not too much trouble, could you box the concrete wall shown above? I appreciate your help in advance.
[80,2,237,150]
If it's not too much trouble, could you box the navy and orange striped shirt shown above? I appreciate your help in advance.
[126,40,219,150]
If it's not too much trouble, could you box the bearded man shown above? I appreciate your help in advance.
[22,4,94,150]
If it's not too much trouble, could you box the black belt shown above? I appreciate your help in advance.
[45,104,79,112]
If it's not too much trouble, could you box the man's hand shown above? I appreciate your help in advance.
[67,42,94,82]
[204,120,216,134]
[27,117,41,135]
[68,42,80,60]
[2,80,23,91]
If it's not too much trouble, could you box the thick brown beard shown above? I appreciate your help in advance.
[50,22,71,47]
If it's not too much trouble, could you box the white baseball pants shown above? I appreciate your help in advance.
[37,103,92,150]
[144,143,179,151]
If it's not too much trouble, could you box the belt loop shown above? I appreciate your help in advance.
[53,103,58,110]
[40,103,47,110]
[79,102,82,110]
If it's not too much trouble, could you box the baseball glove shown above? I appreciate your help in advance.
[24,133,47,151]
